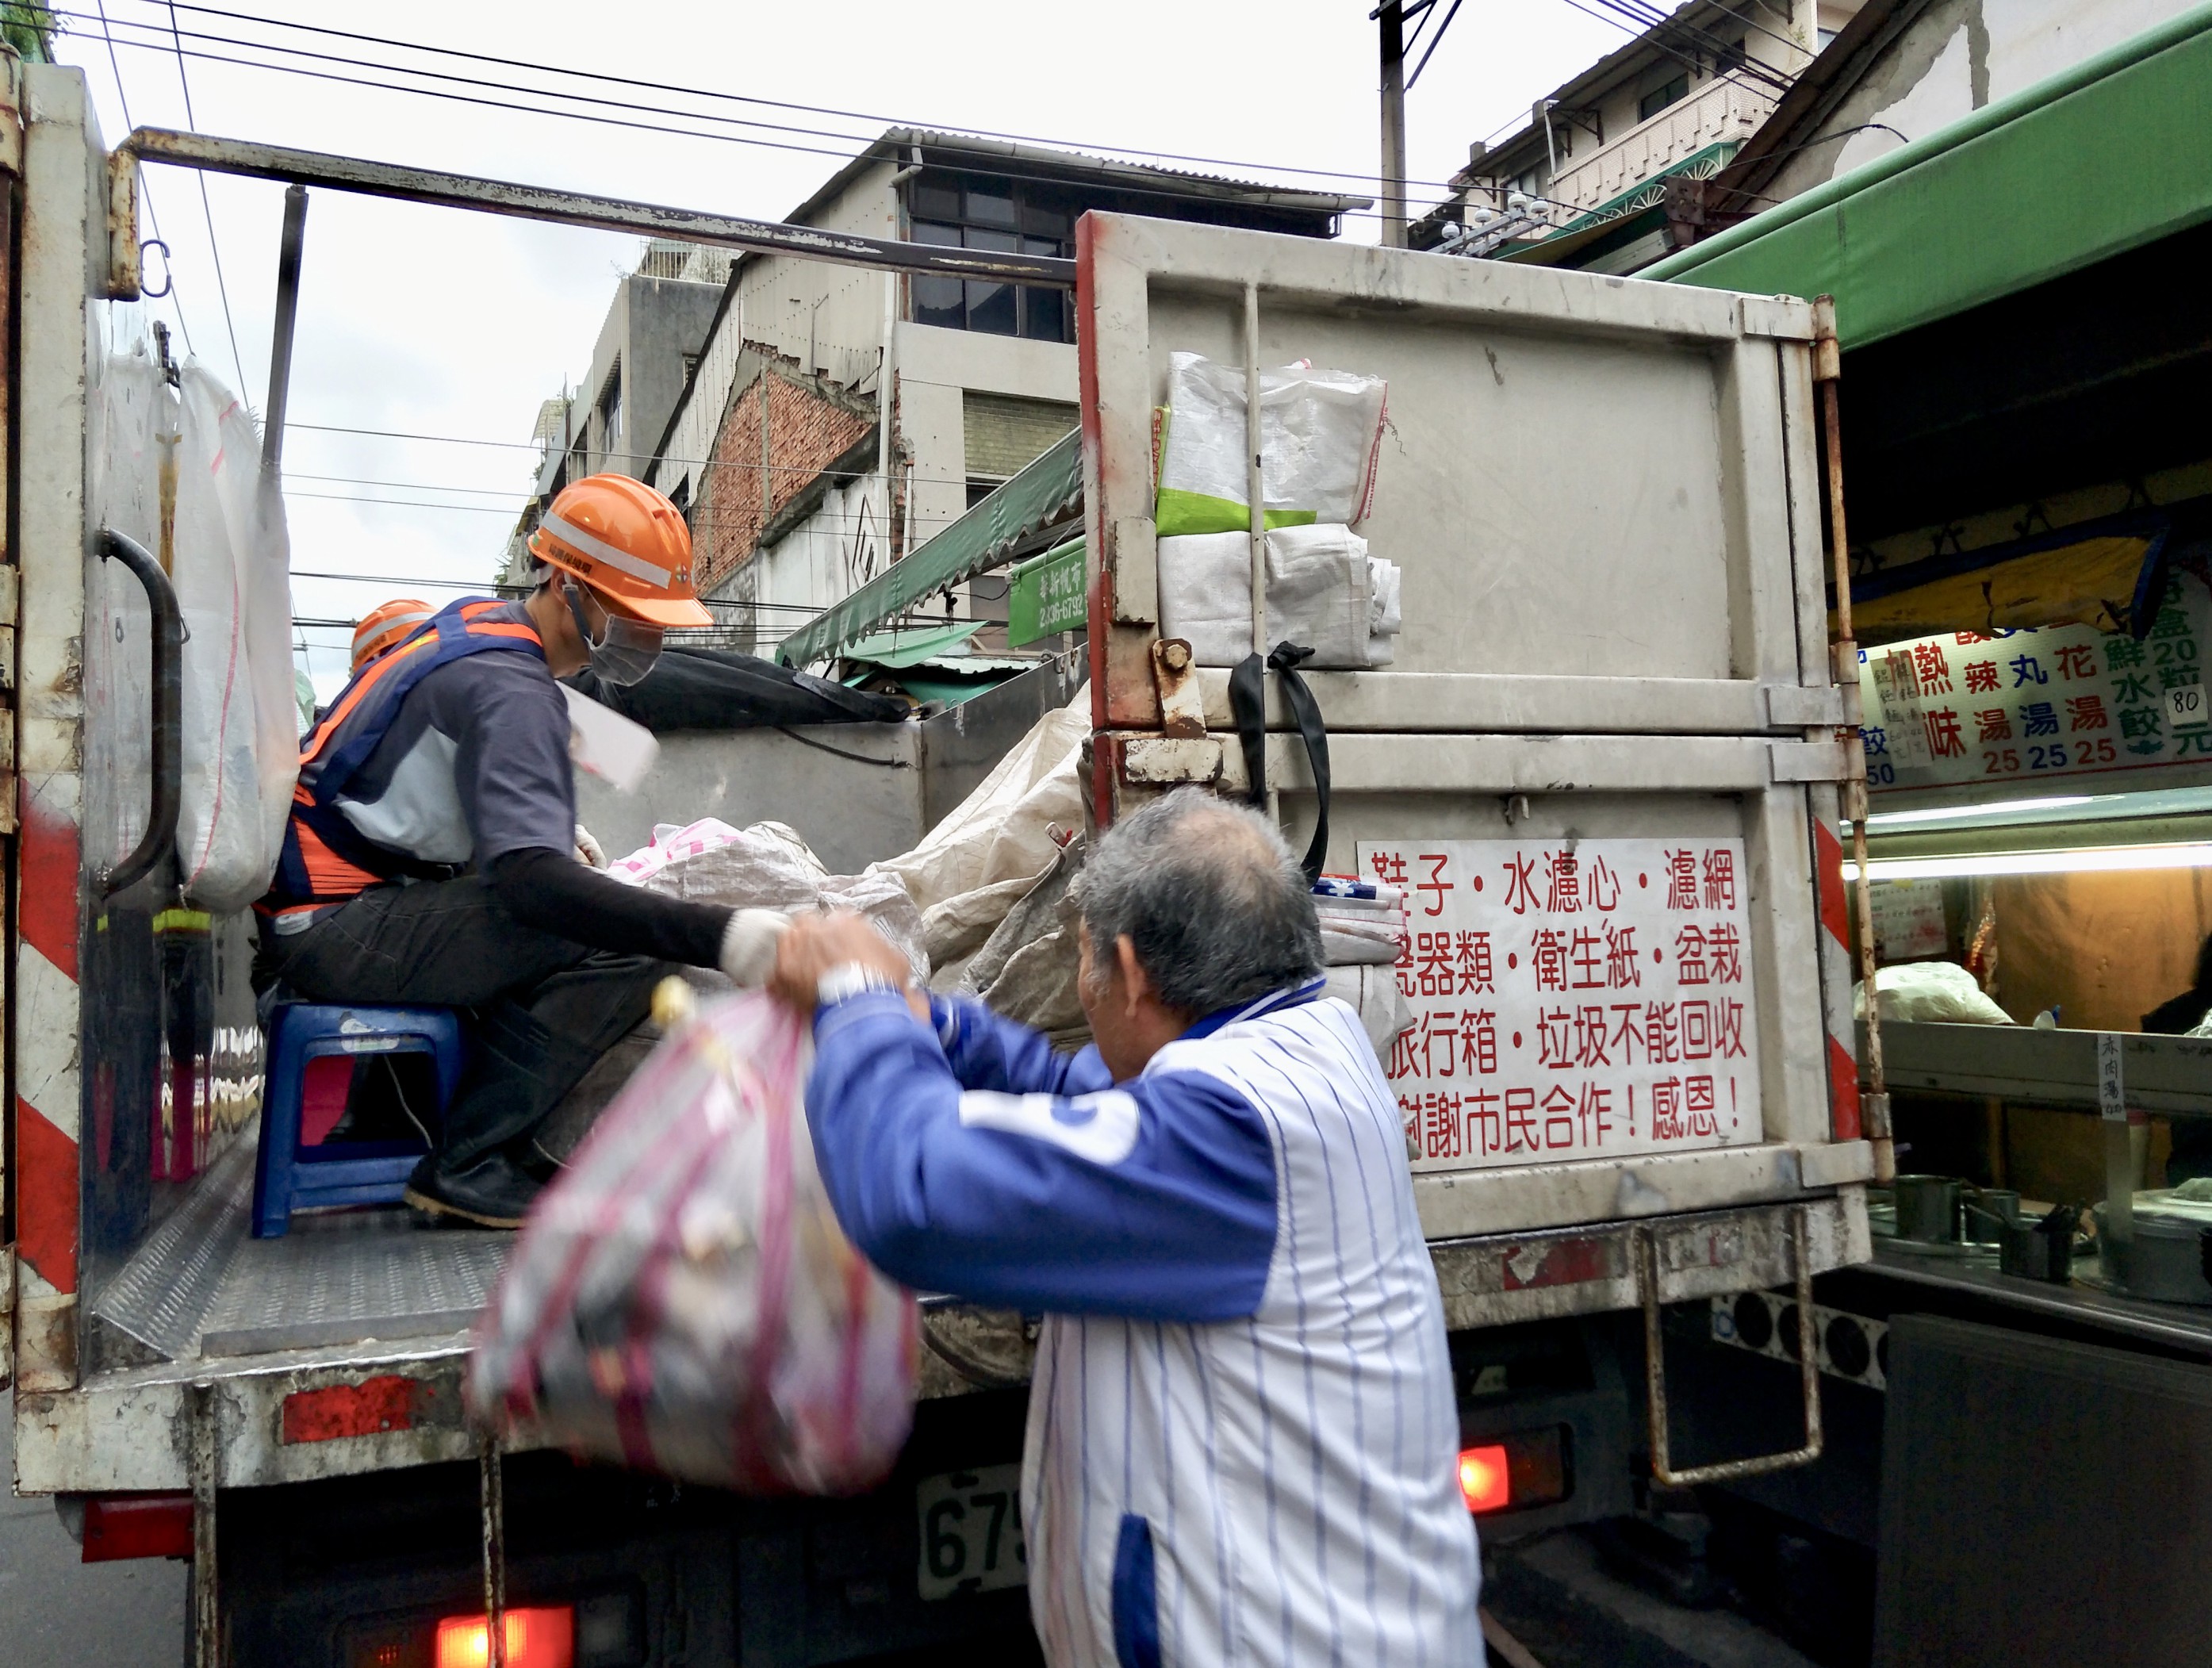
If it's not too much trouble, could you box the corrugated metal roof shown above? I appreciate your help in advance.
[777,126,1371,233]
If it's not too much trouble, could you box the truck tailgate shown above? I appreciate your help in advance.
[1075,213,1870,1241]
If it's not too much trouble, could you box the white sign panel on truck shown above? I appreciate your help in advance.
[1359,839,1764,1173]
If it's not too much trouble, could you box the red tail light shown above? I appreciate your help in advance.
[81,1493,195,1562]
[1458,1444,1511,1513]
[433,1607,575,1668]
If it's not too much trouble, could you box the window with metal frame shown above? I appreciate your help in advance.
[906,174,1076,343]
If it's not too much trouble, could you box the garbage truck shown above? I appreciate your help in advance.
[3,59,1880,1666]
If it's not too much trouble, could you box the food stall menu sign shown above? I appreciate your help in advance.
[1857,572,2212,795]
[1869,879,1948,962]
[1357,839,1764,1173]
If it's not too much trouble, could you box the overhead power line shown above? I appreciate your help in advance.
[124,0,1472,197]
[284,489,520,514]
[159,0,248,393]
[288,420,541,451]
[282,470,528,498]
[1568,0,1796,95]
[77,23,1405,224]
[279,485,973,536]
[80,2,1740,239]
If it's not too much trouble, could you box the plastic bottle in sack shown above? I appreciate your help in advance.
[466,982,918,1494]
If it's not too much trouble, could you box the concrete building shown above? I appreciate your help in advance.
[639,128,1366,658]
[1691,0,2210,229]
[1411,1,1864,273]
[499,240,730,585]
[1417,0,2200,277]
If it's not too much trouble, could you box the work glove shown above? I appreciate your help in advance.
[573,823,607,868]
[719,908,790,987]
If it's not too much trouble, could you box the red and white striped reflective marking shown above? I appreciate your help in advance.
[1812,816,1862,1142]
[17,785,84,1300]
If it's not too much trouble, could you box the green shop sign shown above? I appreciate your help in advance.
[1007,537,1087,648]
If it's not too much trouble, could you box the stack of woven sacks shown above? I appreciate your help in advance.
[1313,876,1411,1058]
[1149,351,1401,669]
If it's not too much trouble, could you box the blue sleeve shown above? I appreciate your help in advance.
[807,992,1278,1321]
[926,995,1113,1097]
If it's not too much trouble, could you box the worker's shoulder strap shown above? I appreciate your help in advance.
[301,597,545,802]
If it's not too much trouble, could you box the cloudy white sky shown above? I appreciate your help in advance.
[56,0,1624,696]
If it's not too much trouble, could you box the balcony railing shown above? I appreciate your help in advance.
[1547,72,1777,219]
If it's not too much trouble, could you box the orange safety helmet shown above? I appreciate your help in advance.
[350,598,435,671]
[527,474,713,628]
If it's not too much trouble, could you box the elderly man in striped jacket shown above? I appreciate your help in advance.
[776,787,1482,1667]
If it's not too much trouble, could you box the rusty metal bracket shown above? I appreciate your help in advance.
[1811,293,1892,1184]
[189,1381,220,1668]
[1151,637,1207,739]
[1638,1207,1823,1486]
[106,127,1076,303]
[480,1435,507,1668]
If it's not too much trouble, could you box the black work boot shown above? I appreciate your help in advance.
[402,1150,542,1229]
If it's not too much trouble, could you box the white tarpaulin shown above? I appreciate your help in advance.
[87,346,163,873]
[1359,838,1765,1172]
[868,696,1087,918]
[173,367,299,913]
[87,353,297,909]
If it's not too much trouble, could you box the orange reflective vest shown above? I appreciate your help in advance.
[260,599,544,922]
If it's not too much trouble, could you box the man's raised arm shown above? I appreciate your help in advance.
[806,992,1277,1321]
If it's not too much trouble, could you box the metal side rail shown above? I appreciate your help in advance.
[914,1191,1871,1400]
[21,1191,1869,1491]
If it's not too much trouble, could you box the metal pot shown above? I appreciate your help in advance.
[1894,1175,1961,1244]
[1962,1187,2021,1244]
[1998,1214,2076,1283]
[2094,1195,2212,1306]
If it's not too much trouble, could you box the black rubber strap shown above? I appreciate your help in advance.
[1228,642,1332,883]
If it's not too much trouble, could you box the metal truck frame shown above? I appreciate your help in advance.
[3,57,1880,1666]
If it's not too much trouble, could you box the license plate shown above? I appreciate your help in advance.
[916,1463,1027,1601]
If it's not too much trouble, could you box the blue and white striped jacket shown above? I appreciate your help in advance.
[807,981,1483,1668]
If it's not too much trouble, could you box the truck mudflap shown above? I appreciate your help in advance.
[912,1188,1869,1399]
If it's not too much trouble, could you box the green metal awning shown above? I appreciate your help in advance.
[838,619,984,669]
[1645,2,2212,346]
[776,427,1083,666]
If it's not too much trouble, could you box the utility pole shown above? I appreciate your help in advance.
[1378,1,1409,247]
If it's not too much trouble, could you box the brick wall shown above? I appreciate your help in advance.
[694,361,876,592]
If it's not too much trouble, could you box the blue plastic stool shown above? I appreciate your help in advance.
[251,1005,466,1239]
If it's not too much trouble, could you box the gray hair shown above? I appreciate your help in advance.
[1075,788,1322,1018]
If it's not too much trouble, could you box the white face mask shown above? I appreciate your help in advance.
[563,581,664,686]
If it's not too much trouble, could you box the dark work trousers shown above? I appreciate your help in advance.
[263,875,665,1173]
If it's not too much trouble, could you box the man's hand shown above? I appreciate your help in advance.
[770,911,927,1020]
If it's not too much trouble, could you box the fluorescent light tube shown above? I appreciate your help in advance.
[1861,795,2100,827]
[1845,844,2212,881]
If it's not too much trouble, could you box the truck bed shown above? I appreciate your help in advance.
[90,1132,507,1365]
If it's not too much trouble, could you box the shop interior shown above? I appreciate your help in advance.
[1831,213,2212,1308]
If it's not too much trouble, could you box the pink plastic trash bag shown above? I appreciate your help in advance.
[467,987,918,1494]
